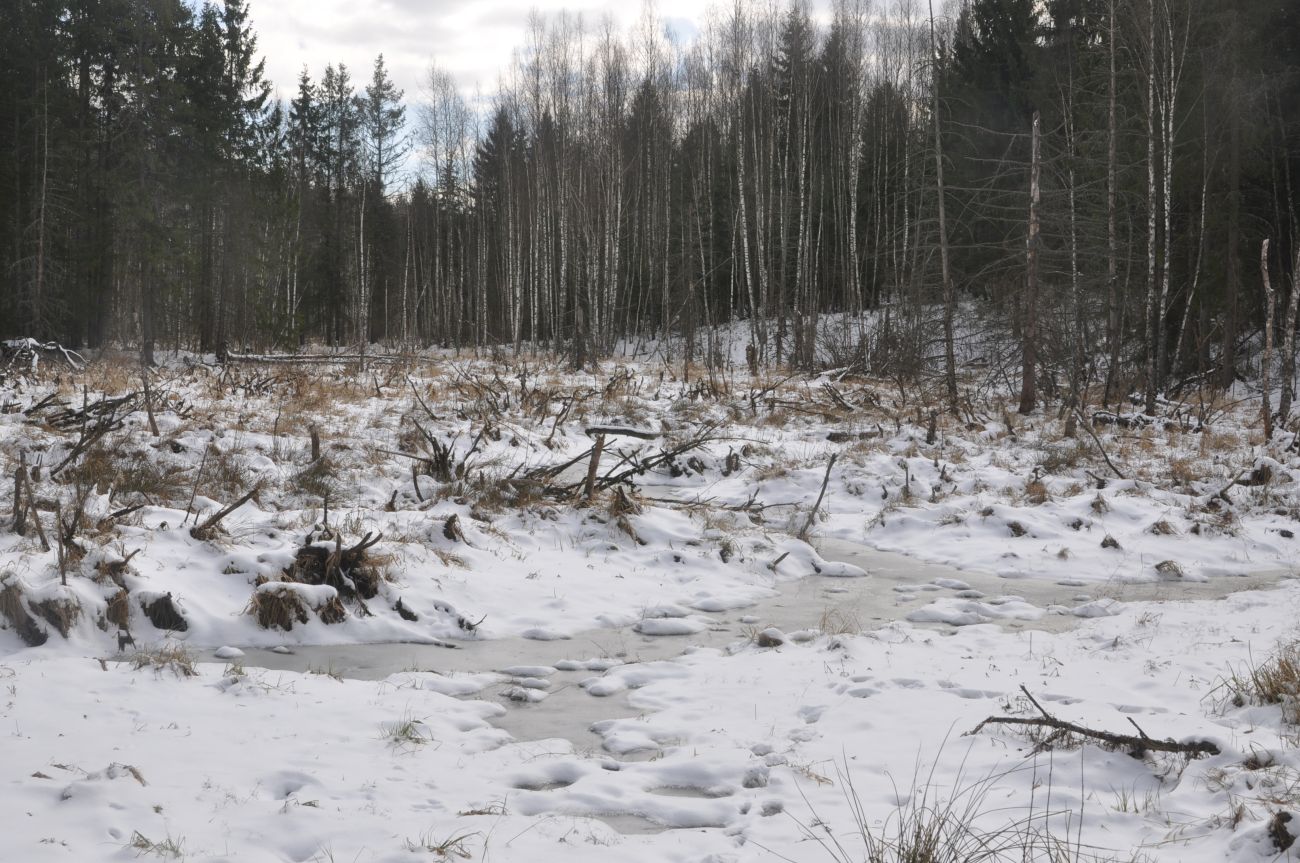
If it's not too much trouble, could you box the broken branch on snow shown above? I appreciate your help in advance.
[969,684,1219,758]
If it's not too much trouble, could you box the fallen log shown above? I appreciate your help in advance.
[584,426,658,440]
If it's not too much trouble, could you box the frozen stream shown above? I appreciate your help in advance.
[223,538,1288,752]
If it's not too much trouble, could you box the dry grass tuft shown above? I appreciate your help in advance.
[608,485,642,518]
[131,644,196,678]
[247,585,310,630]
[1219,641,1300,723]
[818,608,861,636]
[1154,559,1184,578]
[317,594,348,624]
[384,711,438,751]
[288,456,338,501]
[1167,457,1198,488]
[1037,441,1089,474]
[432,548,467,568]
[403,829,477,859]
[127,829,184,859]
[31,596,80,638]
[247,583,348,629]
[205,447,253,501]
[114,454,191,501]
[105,588,131,630]
[1023,480,1049,505]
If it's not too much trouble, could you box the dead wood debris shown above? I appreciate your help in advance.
[969,685,1219,758]
[285,531,384,603]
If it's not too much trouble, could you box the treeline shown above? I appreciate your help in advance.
[1,0,1298,407]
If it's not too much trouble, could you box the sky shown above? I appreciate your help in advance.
[239,0,711,112]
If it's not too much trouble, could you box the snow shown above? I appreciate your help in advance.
[3,352,1300,861]
[4,579,1300,860]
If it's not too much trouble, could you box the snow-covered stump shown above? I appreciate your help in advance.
[283,530,385,603]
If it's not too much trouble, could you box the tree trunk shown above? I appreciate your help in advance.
[1262,239,1275,439]
[1223,44,1242,388]
[1019,111,1041,416]
[929,0,958,411]
[1281,240,1300,423]
[1143,0,1159,416]
[1104,1,1121,408]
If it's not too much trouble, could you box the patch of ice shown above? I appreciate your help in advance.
[415,674,496,697]
[634,618,707,636]
[641,604,692,618]
[689,596,755,612]
[500,665,555,677]
[520,628,569,641]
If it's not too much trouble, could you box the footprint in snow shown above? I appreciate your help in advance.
[891,678,926,689]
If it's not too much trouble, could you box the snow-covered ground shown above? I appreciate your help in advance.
[2,351,1298,861]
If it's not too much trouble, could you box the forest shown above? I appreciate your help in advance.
[2,0,1298,411]
[9,5,1300,860]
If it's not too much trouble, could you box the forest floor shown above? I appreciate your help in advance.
[1,349,1299,862]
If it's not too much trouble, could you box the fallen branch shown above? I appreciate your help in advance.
[50,394,133,477]
[969,685,1219,758]
[798,453,839,540]
[1208,467,1252,505]
[526,424,720,498]
[584,426,657,440]
[20,469,50,552]
[190,482,262,541]
[97,504,145,531]
[1076,408,1126,480]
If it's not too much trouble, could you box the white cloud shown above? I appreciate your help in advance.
[245,0,716,110]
